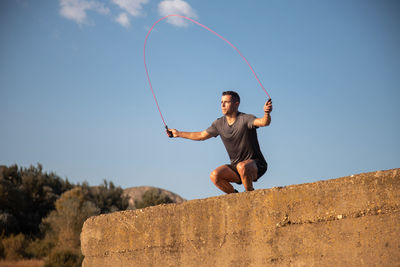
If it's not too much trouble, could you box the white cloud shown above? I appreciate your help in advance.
[158,0,198,27]
[59,0,195,28]
[112,0,149,17]
[116,12,130,27]
[60,0,110,24]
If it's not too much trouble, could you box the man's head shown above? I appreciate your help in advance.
[221,91,240,115]
[222,91,240,103]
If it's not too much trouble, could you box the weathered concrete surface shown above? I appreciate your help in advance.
[81,169,400,267]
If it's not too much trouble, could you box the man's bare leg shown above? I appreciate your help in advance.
[236,160,258,191]
[210,165,241,194]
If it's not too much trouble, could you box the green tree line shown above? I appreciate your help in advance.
[0,164,174,266]
[0,164,131,266]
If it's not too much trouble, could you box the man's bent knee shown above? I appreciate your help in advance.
[210,170,219,184]
[236,161,256,176]
[236,162,245,175]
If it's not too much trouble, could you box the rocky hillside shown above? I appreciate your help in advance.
[122,186,186,209]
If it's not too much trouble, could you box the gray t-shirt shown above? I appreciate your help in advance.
[206,112,267,166]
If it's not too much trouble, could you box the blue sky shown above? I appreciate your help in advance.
[1,0,399,200]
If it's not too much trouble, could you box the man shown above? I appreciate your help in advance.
[168,91,272,194]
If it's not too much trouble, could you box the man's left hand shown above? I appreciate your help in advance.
[264,99,273,114]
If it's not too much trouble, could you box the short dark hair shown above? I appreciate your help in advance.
[222,91,240,103]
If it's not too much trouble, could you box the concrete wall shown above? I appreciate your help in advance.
[81,169,400,266]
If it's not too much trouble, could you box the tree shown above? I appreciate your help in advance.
[0,164,74,236]
[135,188,173,209]
[42,187,100,250]
[81,179,128,214]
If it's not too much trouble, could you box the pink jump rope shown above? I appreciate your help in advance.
[144,14,271,137]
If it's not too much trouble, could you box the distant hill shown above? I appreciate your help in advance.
[122,186,186,210]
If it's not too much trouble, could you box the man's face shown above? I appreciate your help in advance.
[221,95,239,115]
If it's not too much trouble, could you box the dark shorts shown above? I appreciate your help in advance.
[226,159,268,185]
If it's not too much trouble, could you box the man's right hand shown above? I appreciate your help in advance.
[166,129,212,141]
[167,128,179,138]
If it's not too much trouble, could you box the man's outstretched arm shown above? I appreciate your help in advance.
[253,99,273,127]
[168,129,213,141]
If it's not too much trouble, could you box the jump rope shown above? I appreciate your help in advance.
[144,14,271,137]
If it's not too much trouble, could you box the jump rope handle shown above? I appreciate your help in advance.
[165,126,173,138]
